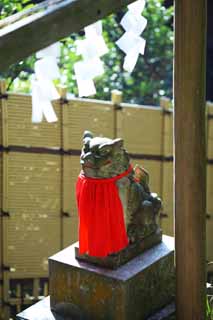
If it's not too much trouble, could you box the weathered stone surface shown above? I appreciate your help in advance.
[75,228,162,269]
[48,235,175,320]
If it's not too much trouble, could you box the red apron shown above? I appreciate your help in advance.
[76,165,132,257]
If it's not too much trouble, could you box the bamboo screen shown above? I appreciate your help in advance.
[0,82,212,317]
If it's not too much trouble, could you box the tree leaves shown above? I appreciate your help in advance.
[0,0,173,105]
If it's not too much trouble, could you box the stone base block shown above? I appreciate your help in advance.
[48,235,175,320]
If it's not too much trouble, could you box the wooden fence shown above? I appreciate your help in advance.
[0,81,212,318]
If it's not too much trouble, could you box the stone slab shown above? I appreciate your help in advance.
[75,228,162,269]
[16,297,176,320]
[48,235,175,320]
[16,296,84,320]
[16,297,60,320]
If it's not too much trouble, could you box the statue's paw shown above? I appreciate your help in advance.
[155,199,162,211]
[154,197,162,206]
[142,200,153,208]
[150,194,162,209]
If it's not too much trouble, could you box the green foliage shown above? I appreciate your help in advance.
[0,0,173,105]
[0,0,34,18]
[207,295,213,320]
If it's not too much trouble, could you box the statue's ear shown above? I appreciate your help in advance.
[113,138,124,149]
[83,130,93,140]
[83,131,93,145]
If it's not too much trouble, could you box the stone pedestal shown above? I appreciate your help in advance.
[48,235,175,320]
[17,236,175,320]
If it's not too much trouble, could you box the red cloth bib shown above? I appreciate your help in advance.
[76,165,132,257]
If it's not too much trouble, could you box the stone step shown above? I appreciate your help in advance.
[16,297,176,320]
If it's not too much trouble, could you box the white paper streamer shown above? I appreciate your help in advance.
[36,43,61,59]
[74,21,108,97]
[75,37,108,60]
[31,79,58,123]
[84,20,102,37]
[116,31,144,54]
[75,39,97,60]
[123,49,140,73]
[32,43,60,123]
[36,75,60,101]
[121,11,147,35]
[128,0,146,14]
[74,58,104,80]
[76,78,96,97]
[34,56,60,81]
[116,0,147,73]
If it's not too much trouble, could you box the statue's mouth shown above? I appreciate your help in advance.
[83,159,112,169]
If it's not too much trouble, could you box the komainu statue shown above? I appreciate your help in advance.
[76,131,162,268]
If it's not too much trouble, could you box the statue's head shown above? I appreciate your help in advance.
[80,131,130,178]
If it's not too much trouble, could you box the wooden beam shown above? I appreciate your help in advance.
[174,0,207,319]
[0,0,135,72]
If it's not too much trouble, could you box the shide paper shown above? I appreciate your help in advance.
[116,0,147,73]
[74,21,108,97]
[128,0,146,13]
[121,11,147,35]
[32,43,60,123]
[74,58,104,81]
[31,79,58,123]
[34,56,60,81]
[36,43,61,60]
[30,3,148,121]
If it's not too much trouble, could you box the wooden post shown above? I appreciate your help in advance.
[111,89,123,139]
[160,98,173,235]
[59,86,68,249]
[206,102,213,265]
[174,1,206,319]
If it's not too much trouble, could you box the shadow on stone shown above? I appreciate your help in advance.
[52,302,88,320]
